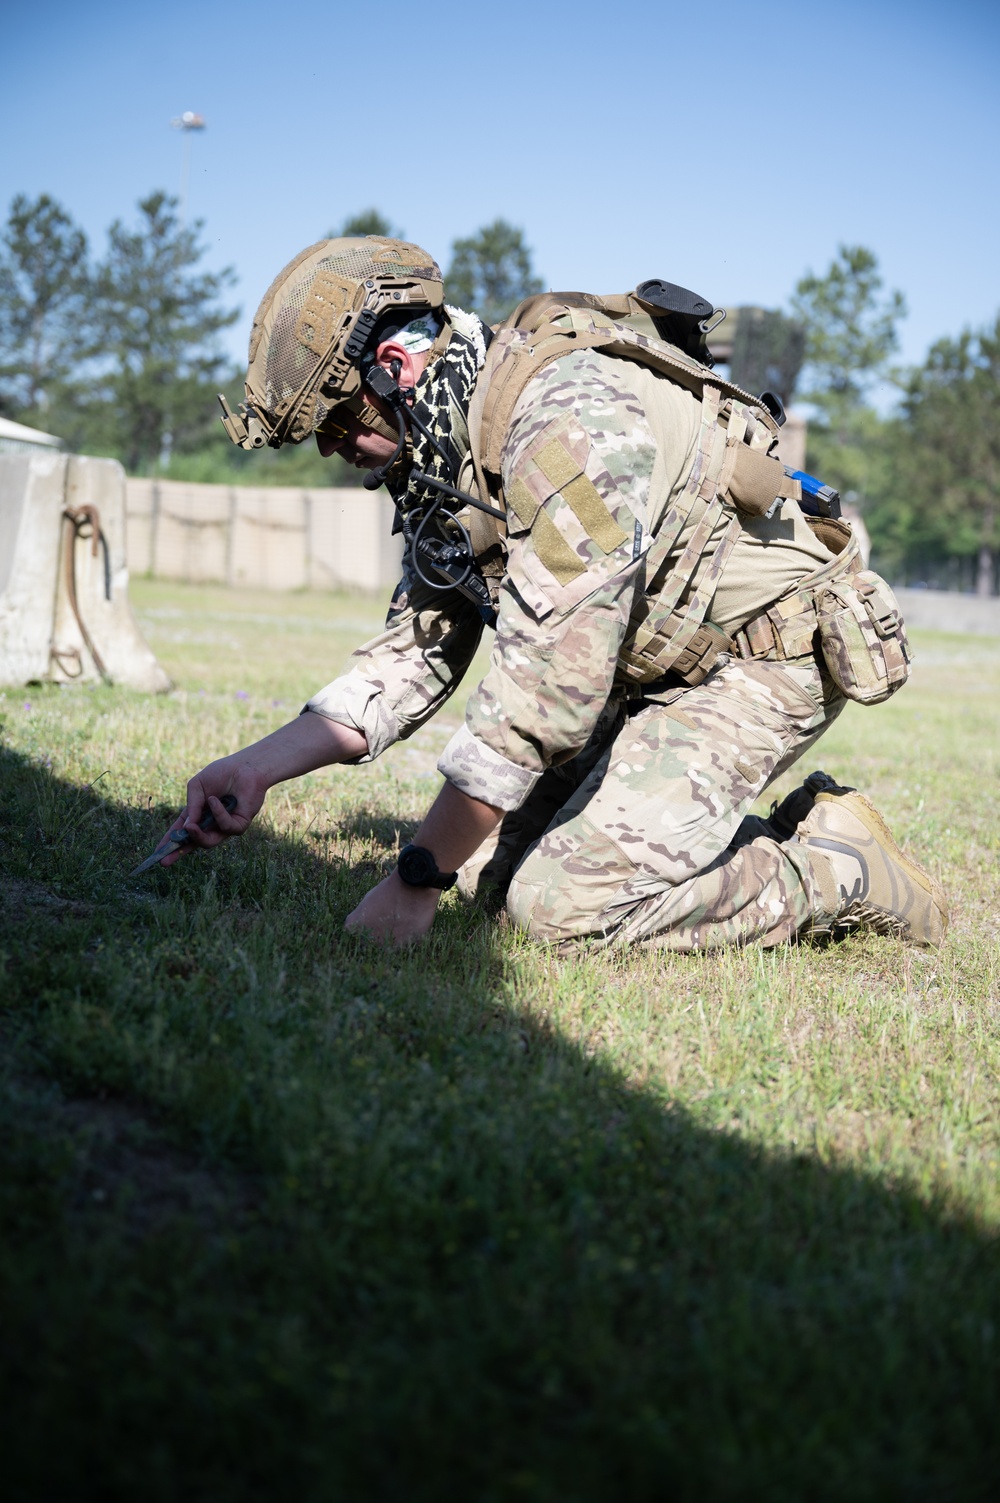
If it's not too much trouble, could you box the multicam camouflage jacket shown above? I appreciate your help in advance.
[304,346,835,812]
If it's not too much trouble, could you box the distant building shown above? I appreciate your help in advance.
[0,417,63,455]
[706,309,871,560]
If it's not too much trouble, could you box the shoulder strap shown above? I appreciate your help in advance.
[475,293,780,482]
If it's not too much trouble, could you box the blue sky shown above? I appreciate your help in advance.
[3,0,998,392]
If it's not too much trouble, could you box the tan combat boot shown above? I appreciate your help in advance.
[798,787,948,946]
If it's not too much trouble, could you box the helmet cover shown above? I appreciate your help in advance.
[239,236,444,447]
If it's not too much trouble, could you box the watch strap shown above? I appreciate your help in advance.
[396,843,458,890]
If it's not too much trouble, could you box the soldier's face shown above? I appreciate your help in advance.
[315,410,397,468]
[315,340,431,468]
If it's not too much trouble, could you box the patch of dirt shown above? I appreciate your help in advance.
[3,1066,261,1239]
[58,1092,262,1235]
[0,876,93,926]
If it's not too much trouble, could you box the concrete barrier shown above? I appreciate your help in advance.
[125,479,403,593]
[0,453,171,691]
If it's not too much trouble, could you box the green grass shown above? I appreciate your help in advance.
[1,580,998,1502]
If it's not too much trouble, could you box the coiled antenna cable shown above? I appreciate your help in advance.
[359,366,503,620]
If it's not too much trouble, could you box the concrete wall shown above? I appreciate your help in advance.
[125,479,403,593]
[119,480,1000,638]
[895,588,1000,638]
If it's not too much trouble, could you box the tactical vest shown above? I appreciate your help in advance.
[462,292,818,688]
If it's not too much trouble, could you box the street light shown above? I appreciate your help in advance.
[169,111,206,226]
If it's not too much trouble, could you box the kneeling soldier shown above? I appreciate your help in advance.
[163,237,947,950]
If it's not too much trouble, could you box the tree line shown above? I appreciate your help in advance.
[0,194,996,593]
[0,192,237,476]
[788,247,998,597]
[0,196,543,491]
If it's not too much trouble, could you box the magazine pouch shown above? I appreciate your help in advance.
[817,568,911,704]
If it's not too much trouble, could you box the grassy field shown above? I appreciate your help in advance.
[1,578,998,1502]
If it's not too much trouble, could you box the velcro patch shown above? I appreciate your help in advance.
[507,477,542,528]
[531,511,586,585]
[534,438,628,554]
[295,271,353,351]
[535,438,581,491]
[562,474,629,552]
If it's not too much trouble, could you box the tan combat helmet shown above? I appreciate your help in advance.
[218,237,444,450]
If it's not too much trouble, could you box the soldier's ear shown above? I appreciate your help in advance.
[372,339,426,389]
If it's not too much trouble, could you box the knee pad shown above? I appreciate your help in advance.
[506,876,551,939]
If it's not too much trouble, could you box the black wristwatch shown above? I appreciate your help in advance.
[396,843,458,890]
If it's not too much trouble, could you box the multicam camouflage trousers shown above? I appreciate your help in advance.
[462,653,845,952]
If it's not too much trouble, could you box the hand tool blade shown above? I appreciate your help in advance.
[129,795,238,877]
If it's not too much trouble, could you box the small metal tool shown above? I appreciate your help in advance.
[130,794,238,877]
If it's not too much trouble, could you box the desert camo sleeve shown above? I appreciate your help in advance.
[437,350,659,811]
[302,568,484,763]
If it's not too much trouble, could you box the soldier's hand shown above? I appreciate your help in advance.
[344,872,441,944]
[159,755,268,865]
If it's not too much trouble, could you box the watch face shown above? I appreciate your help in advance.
[398,844,435,887]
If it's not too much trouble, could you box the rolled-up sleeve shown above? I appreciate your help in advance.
[304,574,484,764]
[438,350,657,808]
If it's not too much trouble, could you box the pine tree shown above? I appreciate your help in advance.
[792,245,905,407]
[897,317,1000,595]
[87,191,239,472]
[789,245,906,502]
[330,209,403,239]
[446,220,542,327]
[0,193,91,423]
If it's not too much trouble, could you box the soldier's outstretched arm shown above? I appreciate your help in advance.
[158,714,367,865]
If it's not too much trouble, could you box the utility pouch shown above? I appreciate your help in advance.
[817,569,911,704]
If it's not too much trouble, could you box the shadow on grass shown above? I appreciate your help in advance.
[0,743,997,1503]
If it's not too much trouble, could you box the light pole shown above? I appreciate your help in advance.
[169,111,206,227]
